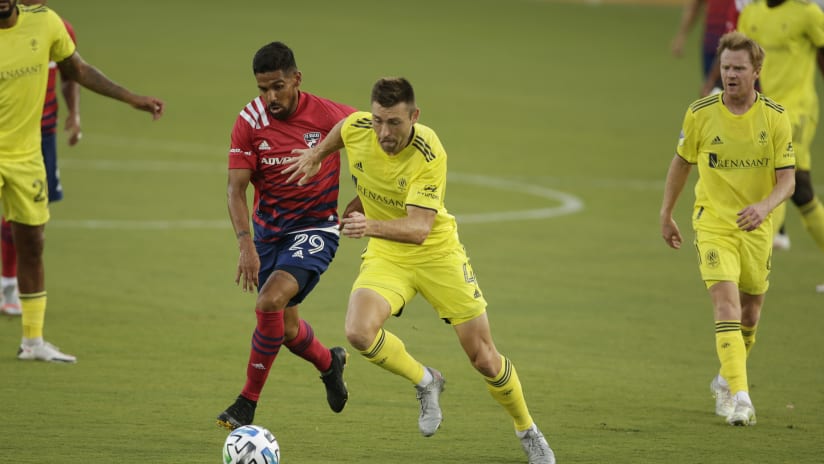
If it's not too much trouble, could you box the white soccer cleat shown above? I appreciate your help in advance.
[710,375,734,417]
[415,367,445,437]
[17,341,77,363]
[772,232,791,251]
[518,424,556,464]
[816,283,824,294]
[1,284,21,316]
[726,397,756,426]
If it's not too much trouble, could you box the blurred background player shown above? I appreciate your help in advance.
[1,0,80,317]
[730,0,824,291]
[216,42,354,430]
[671,0,737,95]
[661,32,795,426]
[0,0,164,362]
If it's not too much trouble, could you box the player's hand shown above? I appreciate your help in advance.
[284,148,321,185]
[661,217,683,249]
[65,113,82,146]
[131,95,165,120]
[671,35,685,58]
[737,203,769,232]
[235,241,260,293]
[341,211,367,239]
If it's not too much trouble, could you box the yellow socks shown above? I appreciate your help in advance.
[799,198,824,251]
[21,292,47,339]
[715,321,748,395]
[360,328,425,384]
[485,356,534,432]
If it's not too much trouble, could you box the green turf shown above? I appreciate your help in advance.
[2,0,823,462]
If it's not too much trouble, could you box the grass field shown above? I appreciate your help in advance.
[2,0,823,462]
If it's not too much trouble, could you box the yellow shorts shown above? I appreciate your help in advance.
[791,111,817,171]
[694,227,771,295]
[0,157,49,226]
[353,246,487,325]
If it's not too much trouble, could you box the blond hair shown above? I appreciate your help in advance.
[717,31,765,69]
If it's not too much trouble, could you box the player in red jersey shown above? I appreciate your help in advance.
[216,42,356,429]
[1,0,80,317]
[671,0,738,94]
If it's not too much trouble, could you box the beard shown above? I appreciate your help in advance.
[0,1,17,20]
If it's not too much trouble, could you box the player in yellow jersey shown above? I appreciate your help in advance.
[0,0,164,362]
[285,78,555,464]
[661,32,795,426]
[735,0,824,290]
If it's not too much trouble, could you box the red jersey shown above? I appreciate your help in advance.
[228,92,355,243]
[42,19,77,135]
[704,0,736,55]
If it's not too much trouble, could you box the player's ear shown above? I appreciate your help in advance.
[293,70,303,86]
[410,107,420,124]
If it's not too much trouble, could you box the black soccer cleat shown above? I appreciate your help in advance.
[321,346,349,413]
[216,395,257,430]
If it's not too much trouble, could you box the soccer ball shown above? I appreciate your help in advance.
[223,425,281,464]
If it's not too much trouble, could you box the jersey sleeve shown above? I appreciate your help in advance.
[676,108,698,164]
[48,10,76,63]
[406,131,447,211]
[228,115,257,170]
[340,111,368,142]
[773,110,795,169]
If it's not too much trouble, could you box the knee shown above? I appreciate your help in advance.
[740,302,762,327]
[741,313,760,327]
[255,293,289,313]
[345,322,375,352]
[470,348,501,378]
[714,302,740,321]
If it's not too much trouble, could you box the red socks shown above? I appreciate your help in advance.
[241,310,284,402]
[285,319,332,372]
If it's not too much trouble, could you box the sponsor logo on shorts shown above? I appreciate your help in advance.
[705,249,720,268]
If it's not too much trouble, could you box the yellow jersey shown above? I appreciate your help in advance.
[340,111,461,263]
[0,5,75,161]
[676,93,795,232]
[737,0,824,118]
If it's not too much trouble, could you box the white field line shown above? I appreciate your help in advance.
[53,159,585,229]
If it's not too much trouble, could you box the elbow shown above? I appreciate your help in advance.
[410,227,431,245]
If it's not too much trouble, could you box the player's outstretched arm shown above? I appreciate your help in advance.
[57,52,164,120]
[285,118,347,185]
